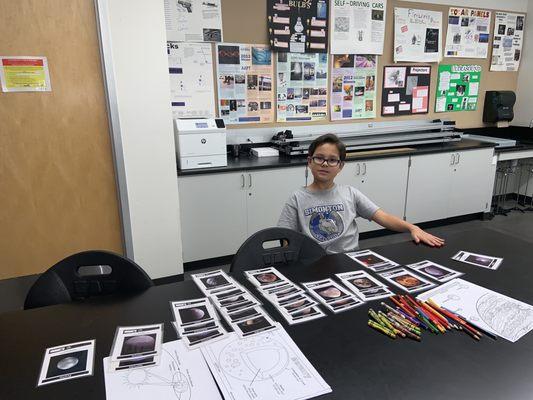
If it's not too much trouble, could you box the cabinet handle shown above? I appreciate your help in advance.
[450,153,455,165]
[241,174,245,188]
[363,163,367,175]
[456,153,460,165]
[356,163,360,175]
[248,173,252,188]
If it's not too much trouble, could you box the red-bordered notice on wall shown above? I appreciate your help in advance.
[0,56,52,92]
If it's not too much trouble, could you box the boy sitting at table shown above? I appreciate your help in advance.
[278,134,444,253]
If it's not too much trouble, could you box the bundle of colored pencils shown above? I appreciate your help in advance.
[367,294,493,341]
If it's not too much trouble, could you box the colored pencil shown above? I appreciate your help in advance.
[368,320,396,339]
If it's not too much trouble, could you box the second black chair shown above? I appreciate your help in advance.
[24,250,154,309]
[230,227,326,274]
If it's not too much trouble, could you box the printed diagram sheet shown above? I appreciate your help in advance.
[490,12,526,72]
[164,0,223,42]
[419,278,533,342]
[444,8,491,58]
[330,0,386,54]
[435,64,481,113]
[394,8,442,62]
[216,44,275,124]
[167,42,215,118]
[104,339,223,400]
[330,54,377,120]
[201,328,332,400]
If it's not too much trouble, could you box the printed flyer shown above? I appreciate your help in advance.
[167,42,216,118]
[216,44,274,124]
[164,0,223,42]
[435,64,481,113]
[330,54,377,120]
[277,52,328,122]
[394,8,442,63]
[490,12,526,72]
[330,0,386,54]
[268,0,329,53]
[444,7,491,58]
[382,65,431,116]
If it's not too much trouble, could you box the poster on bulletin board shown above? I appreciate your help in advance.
[276,52,329,122]
[394,8,442,63]
[164,0,223,42]
[444,8,491,58]
[330,54,377,120]
[216,44,275,124]
[0,56,51,92]
[490,12,526,72]
[381,65,431,116]
[435,65,481,113]
[267,0,329,53]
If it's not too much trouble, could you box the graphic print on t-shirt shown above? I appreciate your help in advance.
[305,204,345,242]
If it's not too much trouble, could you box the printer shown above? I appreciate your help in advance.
[174,118,227,170]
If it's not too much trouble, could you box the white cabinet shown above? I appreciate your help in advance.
[336,157,410,232]
[405,148,494,223]
[179,167,306,262]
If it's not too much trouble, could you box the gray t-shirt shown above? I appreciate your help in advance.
[277,184,380,254]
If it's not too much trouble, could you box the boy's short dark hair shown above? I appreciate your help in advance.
[308,134,347,161]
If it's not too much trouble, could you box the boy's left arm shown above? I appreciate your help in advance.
[371,209,445,247]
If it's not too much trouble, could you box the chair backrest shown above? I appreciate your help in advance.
[230,227,326,274]
[24,250,154,309]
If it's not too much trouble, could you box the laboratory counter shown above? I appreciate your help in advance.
[178,138,495,176]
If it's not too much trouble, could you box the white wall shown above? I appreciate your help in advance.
[514,0,533,127]
[95,0,184,279]
[401,0,528,12]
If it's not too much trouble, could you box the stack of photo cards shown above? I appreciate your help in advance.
[452,251,503,270]
[336,270,394,301]
[170,298,226,349]
[245,267,326,325]
[302,278,365,313]
[192,269,280,338]
[38,340,95,386]
[407,260,464,282]
[378,267,436,293]
[108,324,163,371]
[346,249,399,272]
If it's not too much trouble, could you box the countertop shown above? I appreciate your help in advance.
[178,138,495,176]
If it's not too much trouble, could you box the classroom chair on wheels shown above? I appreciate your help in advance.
[24,250,154,309]
[230,227,326,274]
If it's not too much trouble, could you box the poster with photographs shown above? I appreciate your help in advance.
[435,64,481,113]
[267,0,329,53]
[490,12,526,72]
[382,66,431,116]
[394,8,442,62]
[216,44,274,124]
[164,0,223,42]
[444,8,491,58]
[277,52,328,122]
[330,0,386,54]
[330,54,377,120]
[167,42,215,119]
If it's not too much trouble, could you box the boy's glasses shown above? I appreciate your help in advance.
[310,156,341,167]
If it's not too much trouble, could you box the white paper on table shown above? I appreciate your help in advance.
[201,329,332,400]
[418,278,533,342]
[104,340,223,400]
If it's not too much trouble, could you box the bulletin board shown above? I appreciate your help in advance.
[219,0,521,129]
[0,0,123,279]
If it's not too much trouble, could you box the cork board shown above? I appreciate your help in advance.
[220,0,521,129]
[0,0,123,279]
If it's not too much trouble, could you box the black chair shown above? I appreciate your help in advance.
[24,250,154,309]
[230,227,326,274]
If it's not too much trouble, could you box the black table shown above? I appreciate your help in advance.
[2,227,533,400]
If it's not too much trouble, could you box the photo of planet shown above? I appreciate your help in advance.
[317,286,342,299]
[46,350,88,379]
[394,274,422,288]
[122,334,156,355]
[292,307,313,317]
[421,265,446,277]
[238,316,271,333]
[286,300,305,309]
[355,254,385,266]
[57,356,79,370]
[179,306,208,324]
[351,277,375,289]
[202,275,229,287]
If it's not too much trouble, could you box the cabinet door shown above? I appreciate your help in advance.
[178,172,247,262]
[246,166,307,236]
[356,157,410,232]
[449,148,495,217]
[405,152,454,223]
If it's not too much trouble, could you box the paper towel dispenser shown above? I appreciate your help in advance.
[483,91,516,123]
